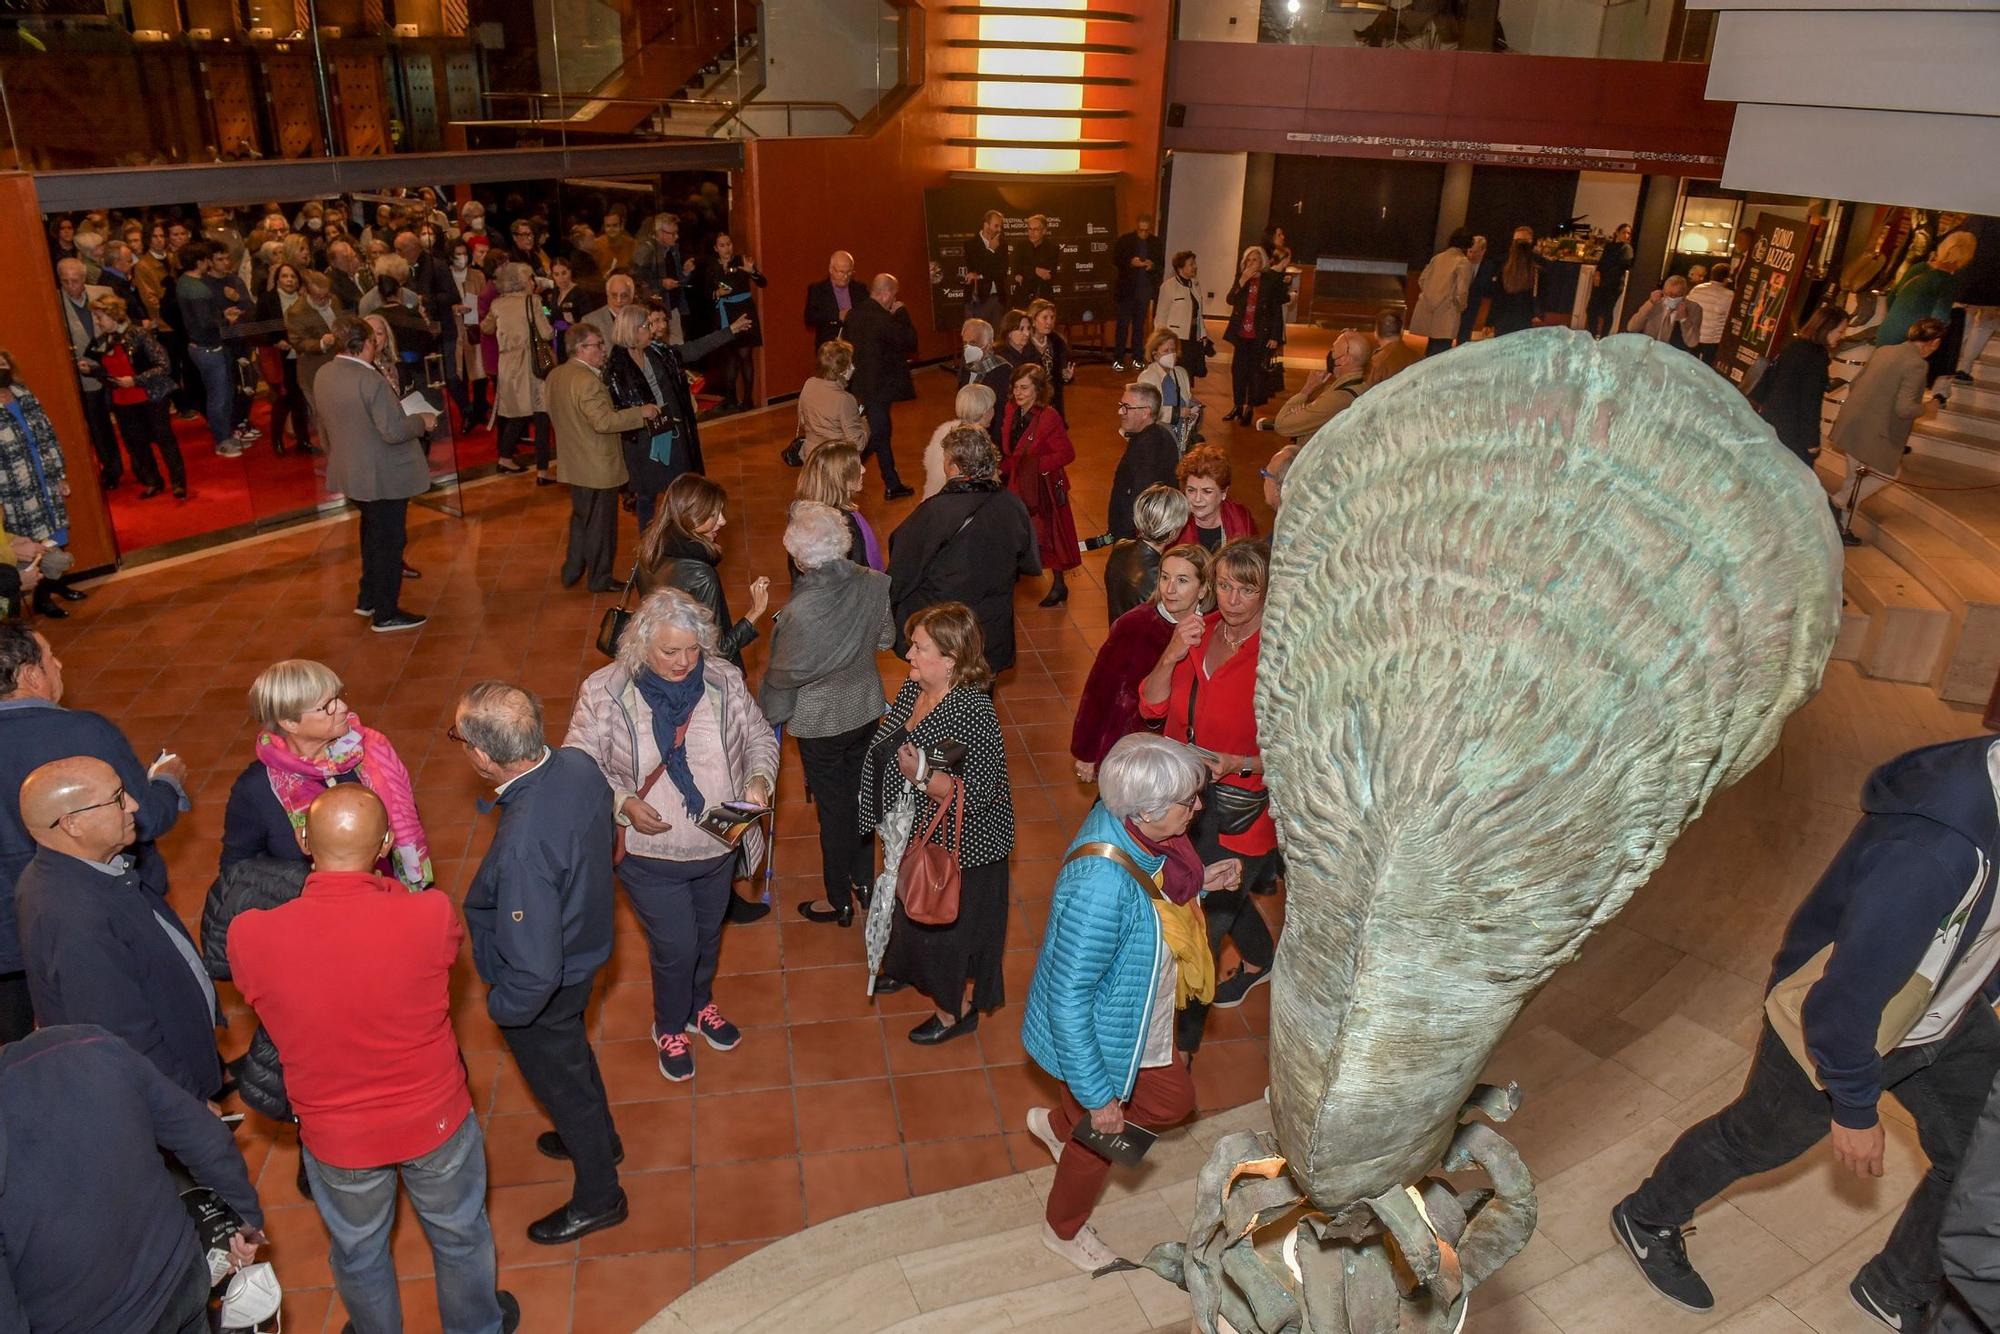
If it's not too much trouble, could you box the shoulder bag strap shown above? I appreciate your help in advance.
[1064,841,1163,902]
[1183,668,1200,745]
[914,491,1003,592]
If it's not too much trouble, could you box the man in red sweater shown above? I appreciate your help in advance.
[228,786,518,1334]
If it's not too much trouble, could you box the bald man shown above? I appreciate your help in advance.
[805,249,868,346]
[229,786,517,1334]
[15,756,221,1100]
[844,272,919,498]
[1271,330,1371,442]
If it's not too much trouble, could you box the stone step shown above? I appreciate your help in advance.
[1940,397,2000,439]
[1840,544,1951,684]
[1850,504,2000,702]
[1909,419,2000,469]
[1834,598,1870,663]
[1951,377,2000,415]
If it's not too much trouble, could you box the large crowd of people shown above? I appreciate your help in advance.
[4,188,1999,1334]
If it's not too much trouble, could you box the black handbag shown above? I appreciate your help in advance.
[526,293,557,380]
[1184,671,1267,837]
[595,568,639,657]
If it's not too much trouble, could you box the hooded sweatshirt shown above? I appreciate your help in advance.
[1771,734,2000,1128]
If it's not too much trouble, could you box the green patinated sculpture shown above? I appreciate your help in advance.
[1140,329,1843,1332]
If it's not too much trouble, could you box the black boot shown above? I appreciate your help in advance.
[1038,570,1068,608]
[32,584,68,620]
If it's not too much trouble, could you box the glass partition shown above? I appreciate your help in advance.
[1177,0,1697,62]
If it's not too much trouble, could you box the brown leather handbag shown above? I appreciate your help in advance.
[896,778,964,925]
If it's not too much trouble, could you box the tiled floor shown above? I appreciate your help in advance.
[52,355,1288,1332]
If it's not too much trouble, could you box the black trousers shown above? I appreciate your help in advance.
[860,398,903,489]
[80,385,123,483]
[1425,337,1454,357]
[562,485,619,590]
[797,720,878,910]
[1586,289,1622,338]
[1114,297,1152,360]
[1229,345,1262,410]
[499,978,622,1212]
[497,412,552,469]
[150,1250,214,1334]
[274,359,310,448]
[1630,1007,2000,1309]
[0,970,32,1044]
[354,497,409,620]
[111,400,186,490]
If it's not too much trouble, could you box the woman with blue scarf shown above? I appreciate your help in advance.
[695,232,766,413]
[566,588,780,1083]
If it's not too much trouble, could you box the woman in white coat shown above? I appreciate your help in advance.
[1410,229,1476,357]
[1156,251,1209,379]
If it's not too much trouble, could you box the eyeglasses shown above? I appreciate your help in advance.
[311,693,345,717]
[51,786,126,828]
[446,725,469,744]
[1116,402,1146,413]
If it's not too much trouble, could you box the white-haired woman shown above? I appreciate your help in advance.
[220,658,431,887]
[1021,733,1225,1272]
[564,588,779,1082]
[1222,245,1286,423]
[923,382,996,501]
[1103,484,1190,624]
[760,503,894,927]
[486,261,554,480]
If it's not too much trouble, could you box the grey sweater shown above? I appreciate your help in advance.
[759,561,894,738]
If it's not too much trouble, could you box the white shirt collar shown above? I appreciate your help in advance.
[495,747,553,795]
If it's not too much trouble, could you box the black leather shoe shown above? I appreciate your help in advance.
[853,880,873,909]
[872,976,907,994]
[1037,584,1068,608]
[138,483,164,499]
[884,484,915,501]
[52,584,87,603]
[33,599,68,620]
[527,1192,629,1245]
[797,899,854,927]
[909,1011,979,1045]
[401,564,421,580]
[536,473,559,487]
[535,1130,626,1165]
[498,1291,521,1334]
[725,894,772,924]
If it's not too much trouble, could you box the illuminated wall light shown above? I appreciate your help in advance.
[974,0,1086,173]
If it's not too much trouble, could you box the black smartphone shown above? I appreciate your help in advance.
[1069,1118,1158,1167]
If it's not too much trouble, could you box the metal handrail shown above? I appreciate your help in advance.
[471,91,862,138]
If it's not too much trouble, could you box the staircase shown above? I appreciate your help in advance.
[1818,342,2000,704]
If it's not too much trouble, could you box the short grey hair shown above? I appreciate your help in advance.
[372,254,411,283]
[961,318,993,348]
[784,502,853,572]
[495,261,534,295]
[953,383,995,426]
[1099,735,1208,822]
[1134,484,1190,547]
[617,588,720,679]
[455,681,545,765]
[1125,381,1162,415]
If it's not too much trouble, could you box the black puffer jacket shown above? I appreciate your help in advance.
[200,856,308,1122]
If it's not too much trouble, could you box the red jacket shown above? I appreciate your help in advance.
[1177,499,1257,549]
[1138,610,1273,855]
[227,870,471,1169]
[1071,604,1178,766]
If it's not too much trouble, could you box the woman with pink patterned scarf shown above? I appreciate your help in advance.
[220,659,432,888]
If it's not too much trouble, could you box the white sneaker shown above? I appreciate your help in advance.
[1025,1107,1064,1163]
[215,442,245,458]
[1041,1222,1119,1273]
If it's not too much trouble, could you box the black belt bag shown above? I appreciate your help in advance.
[1183,671,1267,837]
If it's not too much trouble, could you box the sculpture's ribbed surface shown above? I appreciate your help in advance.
[1258,329,1842,1208]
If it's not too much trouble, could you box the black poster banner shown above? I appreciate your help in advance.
[922,181,1118,332]
[1715,211,1811,391]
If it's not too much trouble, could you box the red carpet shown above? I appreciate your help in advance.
[105,396,501,556]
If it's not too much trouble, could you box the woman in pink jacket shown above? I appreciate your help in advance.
[564,588,779,1083]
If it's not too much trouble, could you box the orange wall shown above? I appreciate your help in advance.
[0,172,118,568]
[743,1,1172,398]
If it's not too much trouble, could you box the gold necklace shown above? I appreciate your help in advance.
[1220,618,1259,649]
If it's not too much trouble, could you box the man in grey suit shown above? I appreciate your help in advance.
[318,317,437,632]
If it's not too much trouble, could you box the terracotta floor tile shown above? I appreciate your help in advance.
[691,1087,798,1162]
[275,1283,335,1334]
[775,917,870,969]
[496,1260,578,1331]
[891,1069,1003,1143]
[261,1202,334,1289]
[706,967,791,1028]
[598,1039,695,1105]
[883,1017,991,1075]
[684,1031,794,1094]
[1190,1039,1271,1115]
[581,1168,693,1256]
[572,1252,695,1334]
[906,1135,1018,1197]
[788,1016,889,1085]
[793,1077,902,1154]
[714,919,782,975]
[782,962,885,1023]
[692,1240,766,1283]
[985,1060,1066,1128]
[692,1157,805,1244]
[802,1146,913,1224]
[485,1110,574,1188]
[485,1180,580,1269]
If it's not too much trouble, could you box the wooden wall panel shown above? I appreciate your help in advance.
[202,52,262,159]
[262,50,328,157]
[331,53,391,155]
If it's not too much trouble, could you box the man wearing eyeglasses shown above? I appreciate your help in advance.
[13,756,221,1101]
[0,624,188,1046]
[1106,383,1178,542]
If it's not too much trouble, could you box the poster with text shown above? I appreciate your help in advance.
[1715,211,1813,391]
[922,182,1118,332]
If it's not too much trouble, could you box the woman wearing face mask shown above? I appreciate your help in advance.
[1135,330,1196,440]
[696,233,766,412]
[253,262,311,455]
[1157,251,1210,379]
[447,243,491,430]
[1071,543,1212,783]
[795,338,868,461]
[1026,298,1073,421]
[634,473,772,672]
[999,364,1080,607]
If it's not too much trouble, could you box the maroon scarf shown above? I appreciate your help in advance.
[1125,818,1204,906]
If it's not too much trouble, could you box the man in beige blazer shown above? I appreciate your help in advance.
[547,324,657,592]
[1829,317,1946,535]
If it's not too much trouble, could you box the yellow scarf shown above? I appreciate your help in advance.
[1064,842,1215,1008]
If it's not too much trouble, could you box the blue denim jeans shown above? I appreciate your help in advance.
[303,1114,504,1334]
[186,343,236,447]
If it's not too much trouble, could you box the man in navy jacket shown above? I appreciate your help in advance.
[453,681,625,1246]
[15,757,222,1101]
[0,1024,264,1333]
[0,625,188,1043]
[1614,734,2000,1329]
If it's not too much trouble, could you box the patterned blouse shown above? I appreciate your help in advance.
[858,680,1015,869]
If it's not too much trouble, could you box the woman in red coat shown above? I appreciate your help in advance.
[1139,537,1277,1050]
[1069,544,1212,782]
[999,363,1081,606]
[1175,445,1257,551]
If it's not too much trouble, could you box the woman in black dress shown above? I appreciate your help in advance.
[1223,246,1287,422]
[696,231,767,411]
[1754,305,1849,468]
[860,602,1016,1046]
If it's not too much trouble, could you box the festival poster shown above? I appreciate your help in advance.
[1715,211,1815,392]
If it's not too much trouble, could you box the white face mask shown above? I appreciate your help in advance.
[1158,352,1177,369]
[842,366,855,383]
[1664,295,1684,309]
[305,217,322,231]
[452,256,468,270]
[963,344,983,365]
